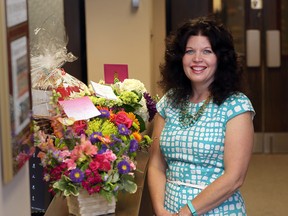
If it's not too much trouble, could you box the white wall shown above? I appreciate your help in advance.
[85,0,166,95]
[0,165,31,216]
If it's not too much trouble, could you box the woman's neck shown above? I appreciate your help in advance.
[190,90,210,103]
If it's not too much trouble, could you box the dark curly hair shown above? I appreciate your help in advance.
[158,16,243,106]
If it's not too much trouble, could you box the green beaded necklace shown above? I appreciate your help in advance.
[179,96,211,127]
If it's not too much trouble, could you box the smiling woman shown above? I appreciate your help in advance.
[148,16,255,216]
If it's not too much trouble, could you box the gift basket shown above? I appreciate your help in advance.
[30,19,89,120]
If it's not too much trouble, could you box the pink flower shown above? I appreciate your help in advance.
[64,159,77,170]
[114,111,133,128]
[92,186,101,193]
[85,169,92,176]
[129,161,136,171]
[48,163,68,181]
[89,160,100,171]
[59,150,71,158]
[70,135,97,162]
[80,134,98,156]
[72,120,87,135]
[70,145,85,161]
[99,160,111,171]
[102,150,117,161]
[94,154,111,172]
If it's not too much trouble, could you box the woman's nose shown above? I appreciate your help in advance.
[192,52,203,62]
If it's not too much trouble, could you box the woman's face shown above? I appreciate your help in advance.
[182,35,217,89]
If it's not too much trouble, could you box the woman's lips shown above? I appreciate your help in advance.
[191,66,207,72]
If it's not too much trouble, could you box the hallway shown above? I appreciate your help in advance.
[241,154,288,216]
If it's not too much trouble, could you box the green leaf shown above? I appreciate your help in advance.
[135,114,146,132]
[52,176,79,197]
[122,104,136,112]
[123,179,137,193]
[99,190,115,203]
[131,90,142,102]
[63,184,79,197]
[111,172,119,183]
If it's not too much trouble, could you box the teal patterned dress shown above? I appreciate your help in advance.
[156,92,255,216]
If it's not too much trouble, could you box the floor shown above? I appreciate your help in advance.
[240,154,288,216]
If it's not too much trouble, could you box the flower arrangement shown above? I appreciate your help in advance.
[34,78,157,202]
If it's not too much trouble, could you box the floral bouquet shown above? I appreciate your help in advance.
[34,78,157,202]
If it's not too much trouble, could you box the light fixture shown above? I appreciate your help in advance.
[132,0,139,9]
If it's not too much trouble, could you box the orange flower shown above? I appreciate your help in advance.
[132,131,142,142]
[97,135,111,145]
[127,112,140,128]
[37,151,46,160]
[51,117,64,138]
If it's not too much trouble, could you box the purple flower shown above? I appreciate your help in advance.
[70,168,84,183]
[52,150,63,162]
[113,185,119,191]
[118,124,130,135]
[117,160,130,174]
[129,139,138,152]
[89,132,103,143]
[103,174,109,181]
[64,129,74,139]
[144,92,157,122]
[99,109,110,118]
[43,173,50,182]
[98,144,108,154]
[111,134,122,143]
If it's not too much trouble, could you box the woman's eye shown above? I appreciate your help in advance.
[203,49,213,54]
[185,50,195,55]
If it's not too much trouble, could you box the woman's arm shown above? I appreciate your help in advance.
[180,111,254,216]
[147,113,172,216]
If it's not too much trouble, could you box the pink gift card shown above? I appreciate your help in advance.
[58,96,101,121]
[104,64,128,84]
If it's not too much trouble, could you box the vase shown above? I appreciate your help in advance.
[66,190,116,216]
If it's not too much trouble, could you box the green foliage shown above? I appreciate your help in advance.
[53,175,79,197]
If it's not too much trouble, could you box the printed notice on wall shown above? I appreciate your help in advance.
[10,36,30,135]
[6,0,28,27]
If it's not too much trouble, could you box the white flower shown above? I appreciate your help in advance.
[135,97,149,122]
[118,79,147,93]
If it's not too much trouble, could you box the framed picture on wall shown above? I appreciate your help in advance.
[1,34,33,184]
[10,36,31,136]
[1,3,33,183]
[5,0,28,28]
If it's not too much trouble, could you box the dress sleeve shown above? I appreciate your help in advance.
[225,93,256,122]
[156,94,169,119]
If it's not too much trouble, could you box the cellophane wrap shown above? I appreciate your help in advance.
[30,18,89,118]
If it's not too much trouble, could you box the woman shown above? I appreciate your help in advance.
[148,16,255,216]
